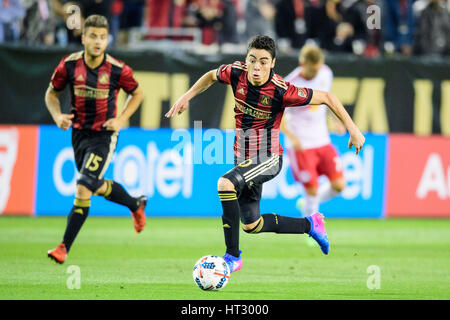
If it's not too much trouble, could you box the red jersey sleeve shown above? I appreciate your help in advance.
[119,64,139,93]
[216,63,233,84]
[50,57,68,91]
[282,82,313,107]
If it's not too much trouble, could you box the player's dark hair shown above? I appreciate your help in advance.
[83,15,109,34]
[247,35,276,59]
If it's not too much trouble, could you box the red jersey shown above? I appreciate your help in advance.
[50,51,138,131]
[216,61,313,159]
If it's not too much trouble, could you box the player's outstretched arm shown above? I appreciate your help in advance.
[310,90,365,154]
[280,116,303,151]
[165,69,218,118]
[44,86,74,130]
[103,86,144,132]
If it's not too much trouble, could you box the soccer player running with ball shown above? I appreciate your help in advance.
[166,36,365,272]
[45,15,147,264]
[280,45,346,218]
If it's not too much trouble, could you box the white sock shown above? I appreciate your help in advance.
[317,184,340,203]
[302,194,319,217]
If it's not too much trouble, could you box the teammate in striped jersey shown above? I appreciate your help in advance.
[45,15,147,264]
[166,35,365,272]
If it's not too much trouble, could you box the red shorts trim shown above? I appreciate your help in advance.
[288,144,343,189]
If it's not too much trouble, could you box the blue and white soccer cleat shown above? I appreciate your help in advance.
[306,213,329,255]
[222,250,242,273]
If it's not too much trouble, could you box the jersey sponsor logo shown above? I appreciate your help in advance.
[234,98,271,120]
[73,84,109,99]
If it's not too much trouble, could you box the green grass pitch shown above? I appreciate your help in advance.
[0,216,449,300]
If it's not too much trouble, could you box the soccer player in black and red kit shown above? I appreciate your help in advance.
[166,36,365,272]
[45,15,147,264]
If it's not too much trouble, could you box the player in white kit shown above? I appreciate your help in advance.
[281,45,346,217]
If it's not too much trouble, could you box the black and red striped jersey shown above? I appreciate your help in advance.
[50,51,138,131]
[216,61,313,159]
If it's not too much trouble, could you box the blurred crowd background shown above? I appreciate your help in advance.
[0,0,449,57]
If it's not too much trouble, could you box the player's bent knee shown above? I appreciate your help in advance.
[93,181,108,196]
[77,174,104,194]
[75,184,93,199]
[217,177,236,192]
[242,218,262,234]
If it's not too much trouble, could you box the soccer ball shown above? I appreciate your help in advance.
[192,255,230,291]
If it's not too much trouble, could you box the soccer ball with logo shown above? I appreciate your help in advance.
[192,255,230,291]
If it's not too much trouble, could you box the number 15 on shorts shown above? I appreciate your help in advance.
[85,153,103,172]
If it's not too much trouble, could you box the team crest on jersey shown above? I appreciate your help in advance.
[259,95,272,106]
[298,88,307,98]
[99,73,109,85]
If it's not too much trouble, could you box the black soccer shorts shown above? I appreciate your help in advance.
[222,154,283,224]
[72,129,118,192]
